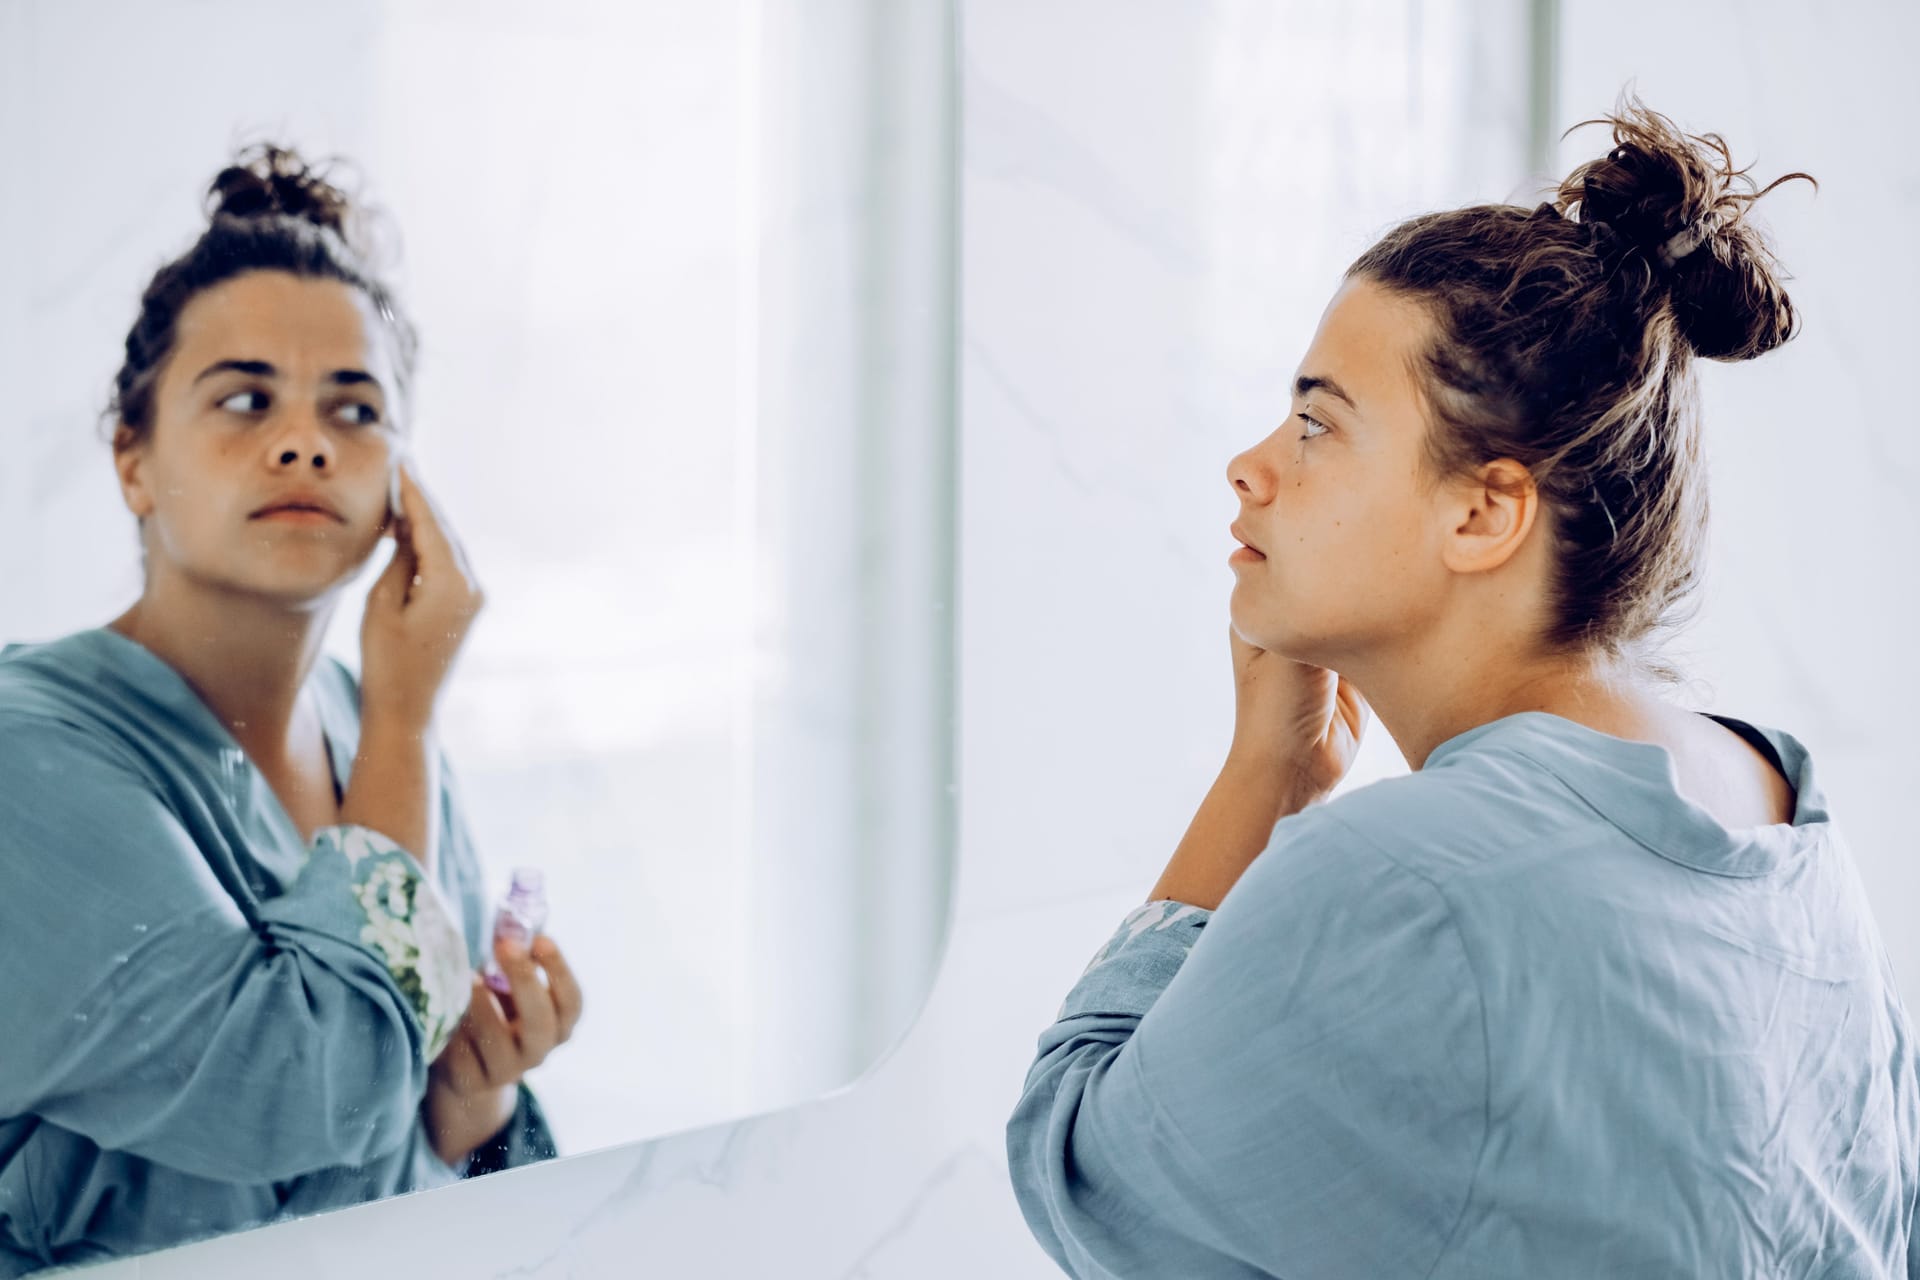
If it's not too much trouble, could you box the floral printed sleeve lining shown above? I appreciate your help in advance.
[1055,897,1210,1020]
[312,825,474,1060]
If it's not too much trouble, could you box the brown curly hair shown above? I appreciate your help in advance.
[1347,92,1815,685]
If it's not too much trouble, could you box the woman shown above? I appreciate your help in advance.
[1007,99,1919,1277]
[0,146,583,1275]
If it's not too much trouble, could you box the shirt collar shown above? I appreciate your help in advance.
[10,628,353,779]
[1425,710,1831,878]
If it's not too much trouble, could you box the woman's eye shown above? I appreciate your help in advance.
[1296,411,1329,440]
[333,402,381,427]
[217,390,269,414]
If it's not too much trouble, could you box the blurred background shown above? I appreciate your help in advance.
[0,0,957,1154]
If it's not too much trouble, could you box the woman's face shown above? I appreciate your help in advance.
[115,270,402,605]
[1225,275,1458,667]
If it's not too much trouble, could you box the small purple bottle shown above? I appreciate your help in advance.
[482,867,549,996]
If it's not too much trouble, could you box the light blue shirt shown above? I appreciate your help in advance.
[1008,711,1920,1278]
[0,628,497,1276]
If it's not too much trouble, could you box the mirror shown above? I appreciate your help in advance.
[0,0,956,1271]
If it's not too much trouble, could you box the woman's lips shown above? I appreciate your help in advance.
[255,507,344,526]
[251,489,345,522]
[1230,522,1266,562]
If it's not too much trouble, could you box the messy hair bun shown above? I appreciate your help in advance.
[1553,100,1816,362]
[204,143,355,239]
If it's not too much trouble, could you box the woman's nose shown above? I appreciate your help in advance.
[268,411,334,470]
[1226,444,1271,501]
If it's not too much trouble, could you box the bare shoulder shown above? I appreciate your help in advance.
[1669,709,1797,829]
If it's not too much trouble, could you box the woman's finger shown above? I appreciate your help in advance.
[495,936,557,1064]
[407,464,477,591]
[1337,675,1372,735]
[532,935,585,1044]
[435,1025,488,1097]
[366,517,418,613]
[392,465,471,602]
[460,980,522,1086]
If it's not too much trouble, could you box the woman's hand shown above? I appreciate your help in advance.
[1226,624,1371,801]
[1147,628,1373,910]
[423,934,584,1168]
[359,463,485,731]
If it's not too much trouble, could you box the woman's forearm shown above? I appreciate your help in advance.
[1149,754,1321,910]
[339,714,439,868]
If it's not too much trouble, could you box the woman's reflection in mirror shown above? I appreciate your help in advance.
[0,144,584,1277]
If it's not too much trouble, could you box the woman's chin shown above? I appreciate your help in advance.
[1229,590,1284,646]
[233,560,368,607]
[246,539,382,590]
[1230,610,1317,664]
[1229,615,1282,654]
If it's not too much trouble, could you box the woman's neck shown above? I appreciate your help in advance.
[1335,627,1654,773]
[108,579,336,766]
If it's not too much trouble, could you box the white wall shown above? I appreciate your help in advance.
[957,0,1531,925]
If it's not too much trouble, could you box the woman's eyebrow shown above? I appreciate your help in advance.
[189,360,382,394]
[1294,374,1358,411]
[328,369,383,393]
[192,358,276,384]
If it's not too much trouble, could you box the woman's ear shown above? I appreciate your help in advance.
[111,425,156,519]
[1438,457,1538,576]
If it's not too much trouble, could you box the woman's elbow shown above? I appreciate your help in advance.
[203,982,431,1176]
[302,1015,432,1166]
[1005,1066,1082,1243]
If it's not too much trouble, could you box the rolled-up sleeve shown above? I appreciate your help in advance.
[1007,806,1488,1279]
[0,714,472,1185]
